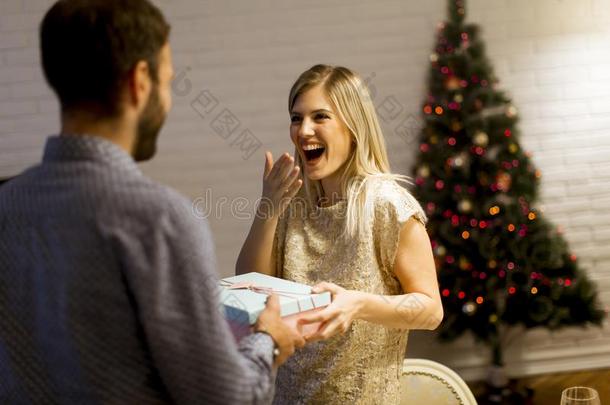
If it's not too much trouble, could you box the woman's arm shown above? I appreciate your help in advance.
[236,151,301,276]
[359,216,444,329]
[236,214,280,276]
[299,217,443,340]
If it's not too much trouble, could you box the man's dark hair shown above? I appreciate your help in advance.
[40,0,170,117]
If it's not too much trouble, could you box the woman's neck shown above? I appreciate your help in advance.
[319,177,344,207]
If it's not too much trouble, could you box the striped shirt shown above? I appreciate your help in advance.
[0,134,275,404]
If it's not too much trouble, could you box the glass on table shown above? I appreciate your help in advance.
[560,386,600,405]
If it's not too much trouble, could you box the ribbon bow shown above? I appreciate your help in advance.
[220,280,317,312]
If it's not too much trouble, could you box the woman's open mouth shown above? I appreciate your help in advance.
[303,144,325,164]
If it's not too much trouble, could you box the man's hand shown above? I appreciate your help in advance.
[254,294,306,367]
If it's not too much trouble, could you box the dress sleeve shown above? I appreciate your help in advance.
[115,190,276,405]
[373,181,428,277]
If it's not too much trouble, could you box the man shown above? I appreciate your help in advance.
[0,0,304,403]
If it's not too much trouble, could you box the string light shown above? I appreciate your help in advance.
[461,230,470,239]
[476,296,484,304]
[531,287,538,294]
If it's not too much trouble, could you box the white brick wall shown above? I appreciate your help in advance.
[1,0,609,380]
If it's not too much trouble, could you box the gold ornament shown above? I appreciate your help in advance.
[445,76,461,91]
[463,301,476,315]
[496,171,512,192]
[454,94,464,103]
[417,165,430,178]
[509,143,519,154]
[430,53,439,63]
[451,120,463,131]
[473,131,489,147]
[506,105,518,117]
[430,135,438,144]
[458,199,472,213]
[452,154,465,168]
[459,256,470,270]
[435,245,447,256]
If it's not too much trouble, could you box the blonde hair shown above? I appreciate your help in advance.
[288,64,412,239]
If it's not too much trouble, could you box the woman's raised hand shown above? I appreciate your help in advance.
[259,151,302,219]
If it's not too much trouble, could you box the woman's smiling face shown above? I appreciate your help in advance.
[290,85,353,187]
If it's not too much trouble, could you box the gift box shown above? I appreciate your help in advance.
[219,272,331,342]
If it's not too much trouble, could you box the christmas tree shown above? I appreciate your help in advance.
[412,0,605,367]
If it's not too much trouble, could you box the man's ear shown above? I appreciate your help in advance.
[127,60,152,112]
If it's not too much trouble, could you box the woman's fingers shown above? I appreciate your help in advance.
[304,317,345,342]
[263,151,274,179]
[276,155,295,183]
[281,166,301,191]
[286,178,302,198]
[268,153,291,182]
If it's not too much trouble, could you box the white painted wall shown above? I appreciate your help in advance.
[1,0,609,380]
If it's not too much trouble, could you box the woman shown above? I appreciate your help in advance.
[236,64,443,404]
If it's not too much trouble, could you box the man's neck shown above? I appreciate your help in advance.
[61,112,135,156]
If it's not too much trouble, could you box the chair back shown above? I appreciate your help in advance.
[400,358,478,405]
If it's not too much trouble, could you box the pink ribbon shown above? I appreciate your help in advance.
[220,280,317,312]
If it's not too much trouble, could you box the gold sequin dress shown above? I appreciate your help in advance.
[272,179,427,405]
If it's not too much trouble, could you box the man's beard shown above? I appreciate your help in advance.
[133,84,166,162]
